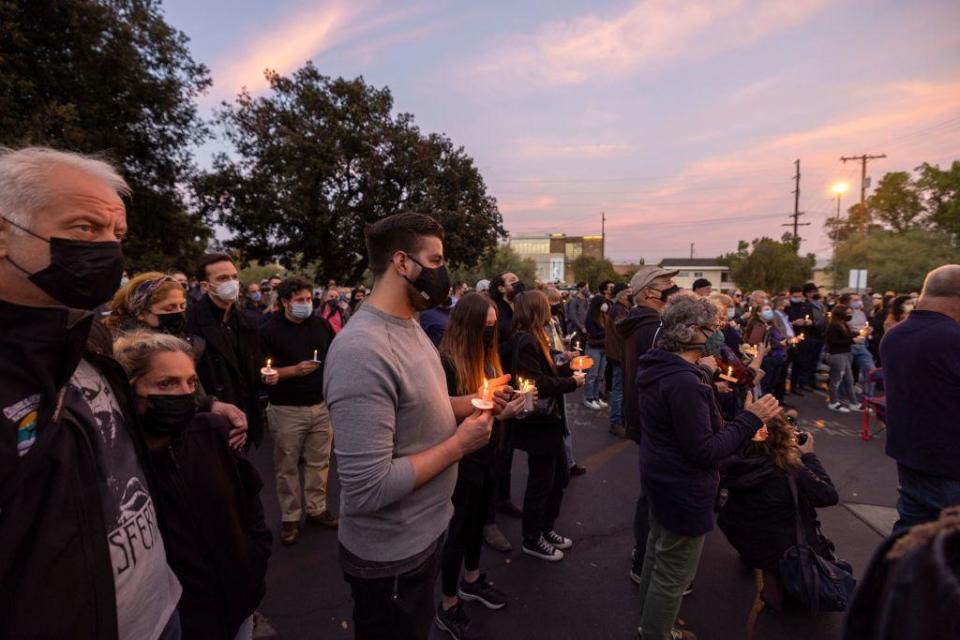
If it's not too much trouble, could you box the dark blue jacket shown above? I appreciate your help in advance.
[637,349,762,537]
[880,310,960,481]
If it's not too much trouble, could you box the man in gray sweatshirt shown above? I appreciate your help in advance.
[324,213,501,640]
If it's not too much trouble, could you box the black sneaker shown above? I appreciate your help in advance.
[458,573,507,610]
[436,602,483,640]
[543,529,573,550]
[521,534,563,562]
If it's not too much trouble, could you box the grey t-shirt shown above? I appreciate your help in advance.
[324,304,457,572]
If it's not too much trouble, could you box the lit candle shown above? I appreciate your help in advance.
[522,378,535,412]
[472,378,495,409]
[482,379,493,403]
[260,358,276,380]
[574,340,581,353]
[313,349,319,361]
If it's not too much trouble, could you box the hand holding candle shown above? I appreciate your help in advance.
[471,378,495,410]
[261,358,278,385]
[719,364,738,383]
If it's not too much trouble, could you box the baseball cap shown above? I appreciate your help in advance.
[630,266,679,292]
[692,278,712,290]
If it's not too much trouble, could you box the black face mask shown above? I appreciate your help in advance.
[550,303,563,316]
[403,254,451,310]
[155,311,186,335]
[3,217,124,310]
[140,392,198,436]
[327,299,339,308]
[511,281,525,296]
[656,284,680,303]
[482,325,496,348]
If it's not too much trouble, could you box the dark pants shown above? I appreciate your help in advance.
[634,452,650,557]
[344,546,442,640]
[760,356,785,401]
[894,464,960,534]
[522,451,569,539]
[441,477,489,597]
[794,336,822,388]
[494,427,515,510]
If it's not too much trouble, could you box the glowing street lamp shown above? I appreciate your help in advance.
[830,182,850,293]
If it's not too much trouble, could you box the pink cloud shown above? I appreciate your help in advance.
[474,0,831,88]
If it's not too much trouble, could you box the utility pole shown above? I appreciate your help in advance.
[601,211,606,259]
[840,153,886,231]
[689,242,694,259]
[782,158,809,246]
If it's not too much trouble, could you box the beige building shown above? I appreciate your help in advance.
[509,233,604,284]
[658,258,735,292]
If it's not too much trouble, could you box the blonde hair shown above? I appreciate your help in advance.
[0,147,129,233]
[105,272,183,329]
[113,330,194,382]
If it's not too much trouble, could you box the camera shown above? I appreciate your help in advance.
[795,429,809,446]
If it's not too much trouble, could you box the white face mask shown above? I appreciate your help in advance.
[213,279,239,302]
[600,302,609,313]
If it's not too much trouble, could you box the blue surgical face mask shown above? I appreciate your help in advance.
[851,300,862,310]
[761,309,775,321]
[250,291,262,302]
[790,296,802,304]
[290,301,313,319]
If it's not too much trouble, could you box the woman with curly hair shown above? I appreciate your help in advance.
[105,271,188,336]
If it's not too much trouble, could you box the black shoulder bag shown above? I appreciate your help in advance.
[511,335,561,421]
[778,474,856,612]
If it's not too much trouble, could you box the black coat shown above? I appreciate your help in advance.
[0,303,151,640]
[148,413,272,640]
[718,450,839,572]
[187,295,265,447]
[500,332,577,456]
[615,305,662,442]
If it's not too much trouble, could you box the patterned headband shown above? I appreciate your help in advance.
[128,275,177,317]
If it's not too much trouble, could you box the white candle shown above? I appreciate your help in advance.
[522,379,535,412]
[313,349,319,361]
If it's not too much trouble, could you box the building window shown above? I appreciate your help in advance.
[678,271,689,277]
[693,271,703,278]
[565,242,582,261]
[721,272,729,282]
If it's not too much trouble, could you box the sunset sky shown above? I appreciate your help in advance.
[164,0,960,263]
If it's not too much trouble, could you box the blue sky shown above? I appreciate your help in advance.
[164,0,960,262]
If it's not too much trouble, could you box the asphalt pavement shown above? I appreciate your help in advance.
[251,385,898,640]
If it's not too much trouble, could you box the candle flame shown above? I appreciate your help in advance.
[727,365,733,376]
[266,358,272,368]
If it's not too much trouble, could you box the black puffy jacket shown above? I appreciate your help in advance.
[718,449,839,572]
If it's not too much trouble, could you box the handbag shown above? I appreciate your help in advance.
[778,474,857,612]
[511,334,561,421]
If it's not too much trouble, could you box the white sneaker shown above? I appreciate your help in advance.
[583,399,602,410]
[827,402,851,413]
[845,401,862,411]
[596,398,609,408]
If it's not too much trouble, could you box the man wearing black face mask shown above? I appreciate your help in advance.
[491,271,523,346]
[0,148,183,639]
[324,212,501,640]
[615,265,679,583]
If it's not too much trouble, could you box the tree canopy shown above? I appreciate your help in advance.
[0,0,213,272]
[719,236,815,294]
[449,245,536,288]
[570,255,623,290]
[833,229,959,293]
[194,63,506,284]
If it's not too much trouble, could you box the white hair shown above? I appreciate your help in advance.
[0,147,130,233]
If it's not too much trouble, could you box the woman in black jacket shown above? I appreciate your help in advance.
[824,303,861,412]
[582,294,608,409]
[718,413,840,579]
[503,290,585,562]
[436,293,526,638]
[114,331,272,640]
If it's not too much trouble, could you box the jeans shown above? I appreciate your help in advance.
[637,512,705,640]
[584,346,606,401]
[894,465,960,534]
[267,402,333,521]
[825,352,857,405]
[850,343,876,391]
[344,545,442,640]
[609,362,624,427]
[563,431,576,466]
[522,452,569,539]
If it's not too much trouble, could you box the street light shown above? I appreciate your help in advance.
[830,182,850,293]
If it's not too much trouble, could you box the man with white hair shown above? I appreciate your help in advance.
[0,147,184,639]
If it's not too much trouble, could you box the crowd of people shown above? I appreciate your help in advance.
[1,146,958,640]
